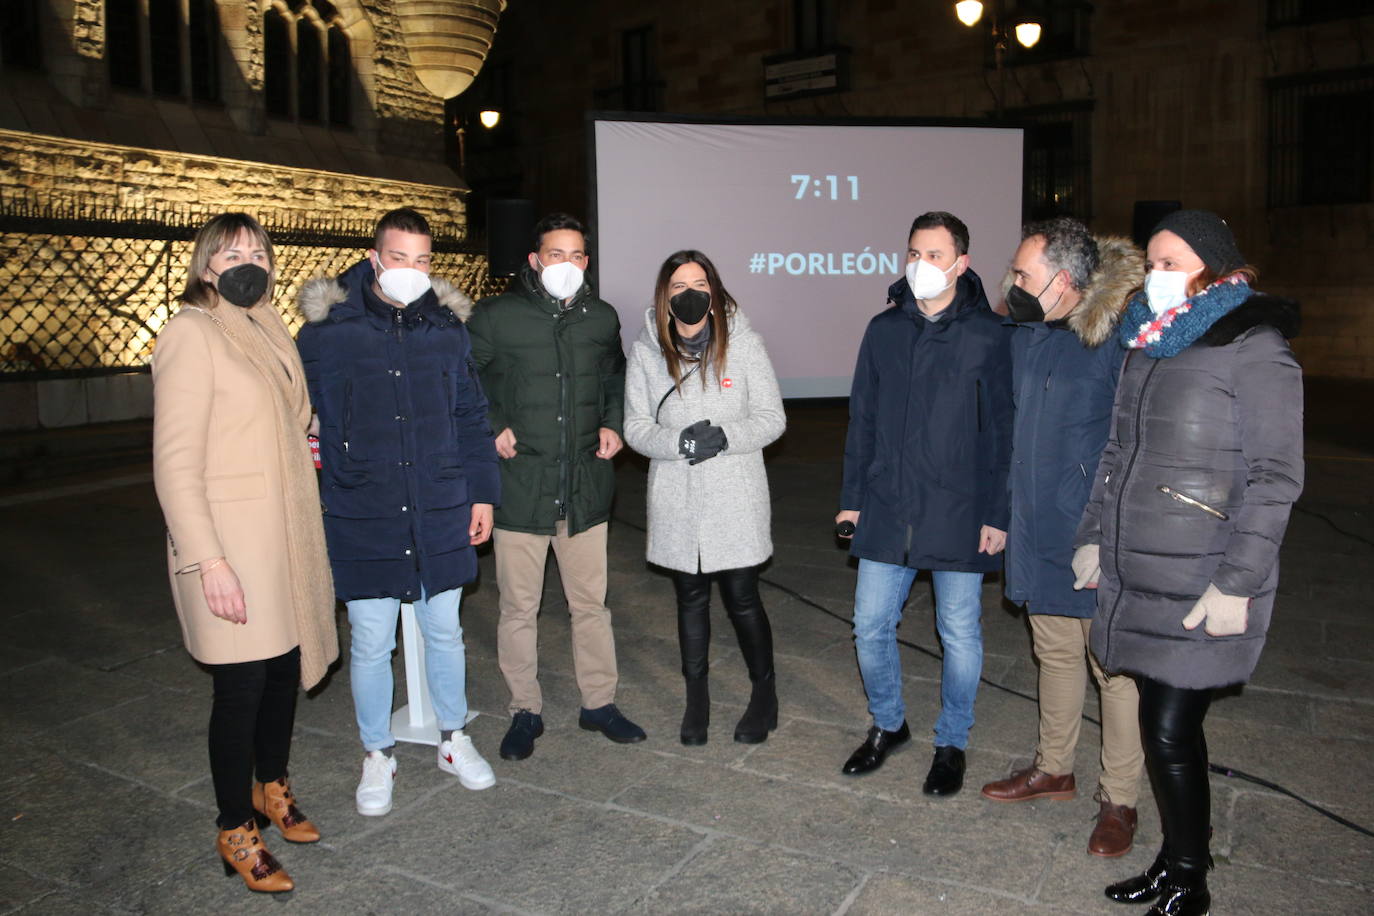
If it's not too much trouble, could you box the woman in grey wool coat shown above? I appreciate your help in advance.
[624,250,786,746]
[1071,211,1303,916]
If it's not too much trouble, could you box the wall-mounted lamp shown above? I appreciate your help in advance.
[954,1,1043,50]
[955,1,984,27]
[478,109,501,129]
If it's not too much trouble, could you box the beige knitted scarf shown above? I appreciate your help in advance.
[188,301,338,689]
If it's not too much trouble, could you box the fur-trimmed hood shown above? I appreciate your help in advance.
[1199,293,1300,346]
[1068,236,1143,347]
[1002,235,1144,348]
[297,258,473,324]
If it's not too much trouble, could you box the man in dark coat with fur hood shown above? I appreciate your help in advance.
[296,208,501,819]
[980,218,1147,859]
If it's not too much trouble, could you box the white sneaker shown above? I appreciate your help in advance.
[356,750,397,816]
[437,732,495,790]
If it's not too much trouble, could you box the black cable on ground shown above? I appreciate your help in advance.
[611,512,1374,840]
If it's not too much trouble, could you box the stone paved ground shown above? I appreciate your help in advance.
[1,406,1372,914]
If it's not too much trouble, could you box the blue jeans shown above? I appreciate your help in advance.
[852,559,985,749]
[347,587,467,751]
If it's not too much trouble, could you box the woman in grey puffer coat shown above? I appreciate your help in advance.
[1072,211,1302,916]
[624,250,785,747]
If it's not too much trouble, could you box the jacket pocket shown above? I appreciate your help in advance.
[1157,484,1229,521]
[205,472,266,503]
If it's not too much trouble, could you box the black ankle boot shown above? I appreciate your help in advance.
[1105,849,1168,904]
[680,677,709,746]
[734,674,777,744]
[1147,870,1210,916]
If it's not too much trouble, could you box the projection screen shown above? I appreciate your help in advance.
[591,116,1025,398]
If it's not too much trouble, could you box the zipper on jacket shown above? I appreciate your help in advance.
[1044,372,1052,391]
[1158,485,1229,520]
[1103,351,1159,665]
[555,313,570,521]
[975,379,984,432]
[343,378,353,452]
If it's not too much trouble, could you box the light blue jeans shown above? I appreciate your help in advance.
[347,587,467,751]
[852,559,985,749]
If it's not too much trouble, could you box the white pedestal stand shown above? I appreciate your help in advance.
[389,602,476,746]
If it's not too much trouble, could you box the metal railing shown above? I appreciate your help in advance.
[0,193,506,380]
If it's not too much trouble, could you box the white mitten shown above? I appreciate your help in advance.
[1070,544,1101,590]
[1181,583,1250,636]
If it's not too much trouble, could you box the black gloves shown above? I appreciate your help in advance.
[678,419,728,465]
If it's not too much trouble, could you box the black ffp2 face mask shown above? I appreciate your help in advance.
[214,263,270,308]
[1006,274,1065,324]
[669,288,711,325]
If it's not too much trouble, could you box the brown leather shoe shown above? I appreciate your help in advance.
[252,776,320,843]
[217,818,294,892]
[981,765,1077,802]
[1088,800,1138,857]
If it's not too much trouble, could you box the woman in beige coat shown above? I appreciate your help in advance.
[152,213,337,893]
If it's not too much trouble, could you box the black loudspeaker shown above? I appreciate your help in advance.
[486,198,537,277]
[1132,200,1182,249]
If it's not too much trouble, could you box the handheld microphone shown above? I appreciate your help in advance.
[835,520,856,537]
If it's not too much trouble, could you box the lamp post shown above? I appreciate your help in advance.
[954,1,1042,117]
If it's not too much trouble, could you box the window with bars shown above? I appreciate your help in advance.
[794,0,837,52]
[106,0,141,89]
[188,0,220,103]
[104,0,219,101]
[621,26,660,112]
[0,0,43,71]
[1268,67,1374,207]
[149,0,181,96]
[1268,0,1374,28]
[1013,102,1094,221]
[263,3,352,125]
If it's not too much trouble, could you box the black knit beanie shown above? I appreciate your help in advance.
[1151,209,1244,274]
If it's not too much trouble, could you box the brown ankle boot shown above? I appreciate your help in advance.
[217,818,294,892]
[252,776,320,843]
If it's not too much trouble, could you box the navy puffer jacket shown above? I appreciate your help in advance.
[296,259,500,602]
[1005,237,1141,616]
[840,270,1013,572]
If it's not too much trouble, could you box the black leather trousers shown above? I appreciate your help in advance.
[1139,676,1214,876]
[670,566,774,682]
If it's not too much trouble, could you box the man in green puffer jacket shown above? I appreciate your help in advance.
[468,212,645,760]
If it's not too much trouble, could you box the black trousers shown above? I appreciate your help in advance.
[1138,676,1214,876]
[670,566,773,682]
[207,647,300,829]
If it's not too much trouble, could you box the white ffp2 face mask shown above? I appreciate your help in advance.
[375,258,432,305]
[905,256,960,300]
[1144,268,1201,316]
[537,258,584,301]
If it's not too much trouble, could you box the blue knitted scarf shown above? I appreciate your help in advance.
[1118,276,1253,358]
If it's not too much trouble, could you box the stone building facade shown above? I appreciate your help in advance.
[0,0,504,429]
[463,0,1373,379]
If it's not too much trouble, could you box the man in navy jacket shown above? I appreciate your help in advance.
[980,218,1145,858]
[297,208,501,817]
[836,211,1013,796]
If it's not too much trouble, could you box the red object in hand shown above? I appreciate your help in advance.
[308,435,321,469]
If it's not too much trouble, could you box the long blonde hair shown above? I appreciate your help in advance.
[180,213,276,309]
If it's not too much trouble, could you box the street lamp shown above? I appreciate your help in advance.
[953,1,1043,116]
[478,108,501,129]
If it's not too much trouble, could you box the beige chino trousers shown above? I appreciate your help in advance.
[1029,614,1144,806]
[494,521,619,715]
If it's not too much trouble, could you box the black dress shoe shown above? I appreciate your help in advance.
[578,704,647,743]
[499,710,544,761]
[921,745,966,796]
[841,721,911,775]
[1106,851,1168,904]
